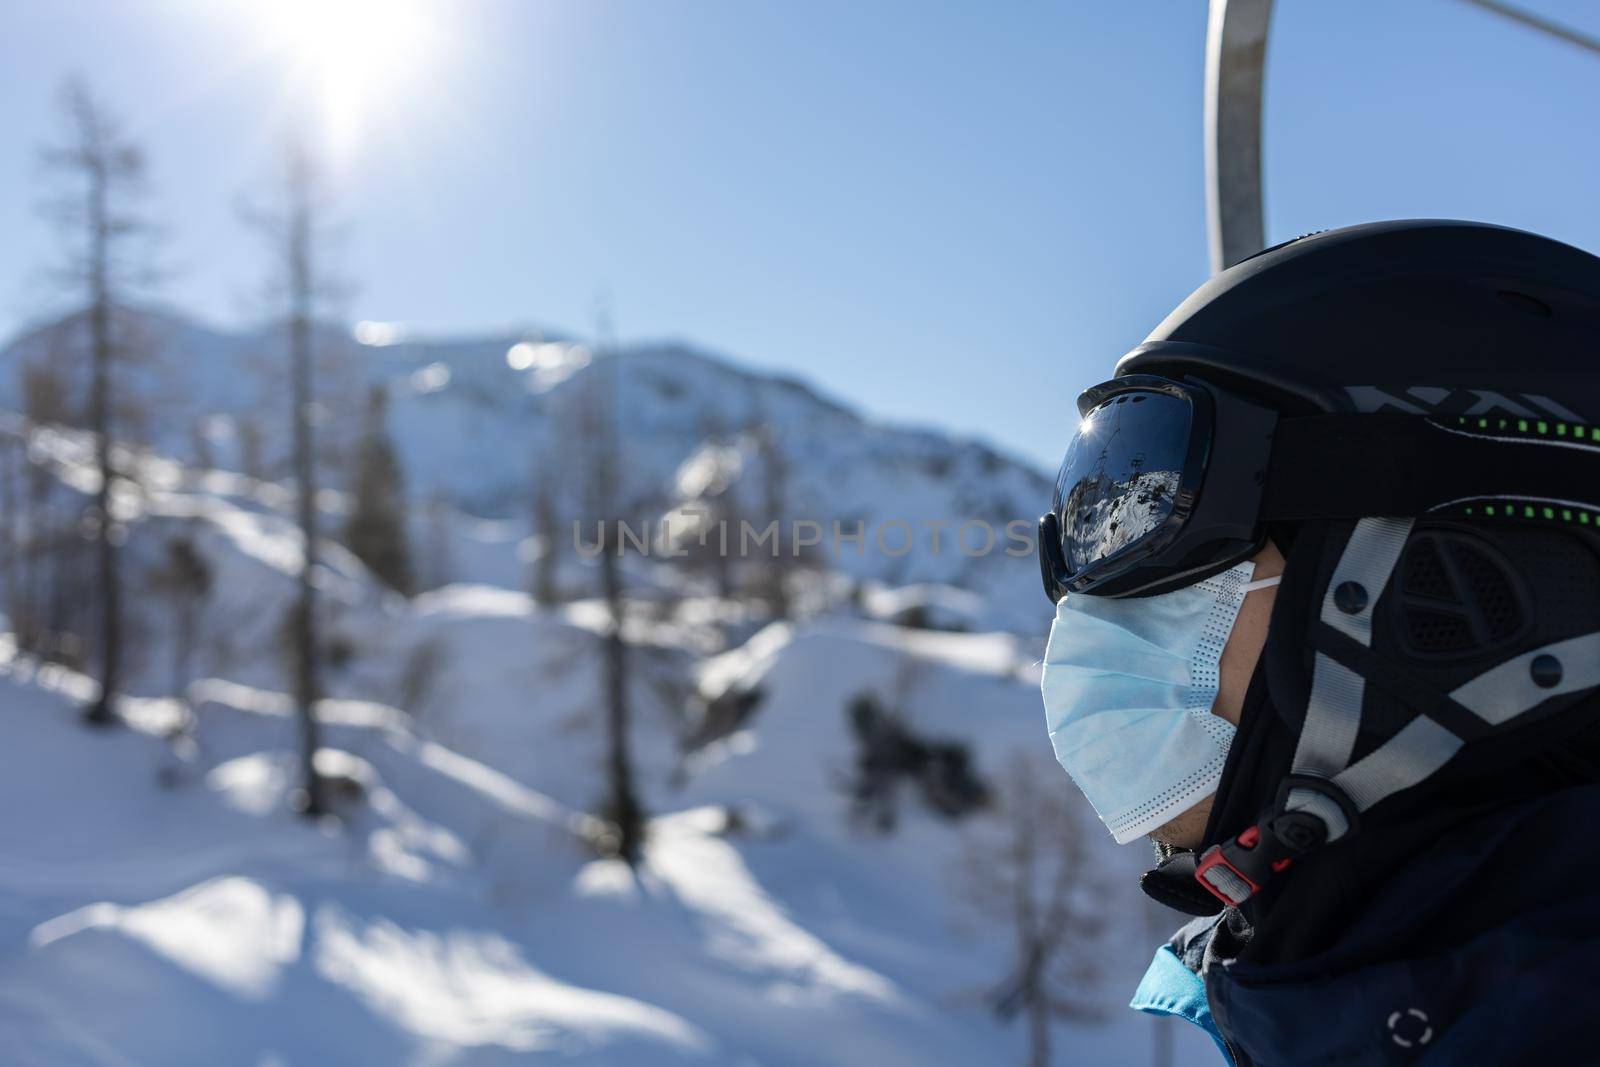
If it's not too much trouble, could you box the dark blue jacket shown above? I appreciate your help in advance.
[1132,784,1600,1065]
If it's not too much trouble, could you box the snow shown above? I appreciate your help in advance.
[858,581,988,632]
[0,599,1218,1066]
[0,310,1222,1066]
[312,911,713,1057]
[645,809,903,1007]
[31,877,305,1002]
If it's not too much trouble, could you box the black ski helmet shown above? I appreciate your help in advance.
[1102,221,1600,914]
[1038,220,1600,602]
[1119,219,1600,422]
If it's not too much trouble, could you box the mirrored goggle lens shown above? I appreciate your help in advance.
[1051,389,1193,575]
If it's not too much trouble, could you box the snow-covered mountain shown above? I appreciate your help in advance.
[3,307,1049,627]
[0,308,1052,632]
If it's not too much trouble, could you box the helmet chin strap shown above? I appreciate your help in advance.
[1194,517,1600,908]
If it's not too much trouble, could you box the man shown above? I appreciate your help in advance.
[1036,220,1600,1064]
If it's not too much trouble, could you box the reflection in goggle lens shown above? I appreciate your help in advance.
[1051,391,1192,574]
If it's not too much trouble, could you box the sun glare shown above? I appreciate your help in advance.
[249,0,439,147]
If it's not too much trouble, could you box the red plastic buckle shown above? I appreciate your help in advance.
[1194,809,1323,906]
[1194,838,1262,906]
[1193,779,1347,908]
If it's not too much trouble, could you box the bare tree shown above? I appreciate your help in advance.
[343,385,413,594]
[747,403,792,619]
[20,354,73,427]
[572,313,646,867]
[0,434,25,650]
[597,520,644,867]
[39,79,156,727]
[707,498,738,603]
[236,413,265,480]
[961,756,1107,1067]
[245,137,343,816]
[530,475,561,604]
[149,532,212,707]
[8,357,78,658]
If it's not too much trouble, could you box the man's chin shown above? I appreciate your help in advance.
[1147,796,1214,851]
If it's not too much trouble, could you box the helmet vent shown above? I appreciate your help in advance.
[1394,530,1529,660]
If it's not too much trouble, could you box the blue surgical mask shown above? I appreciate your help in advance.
[1040,562,1280,843]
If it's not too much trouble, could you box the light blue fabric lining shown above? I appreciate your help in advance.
[1129,944,1234,1066]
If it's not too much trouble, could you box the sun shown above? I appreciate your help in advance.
[248,0,440,147]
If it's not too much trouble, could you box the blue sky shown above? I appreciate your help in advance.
[3,1,1599,470]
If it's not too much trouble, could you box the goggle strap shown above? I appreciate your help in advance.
[1260,414,1600,523]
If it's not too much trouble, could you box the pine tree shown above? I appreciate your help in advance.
[343,385,413,595]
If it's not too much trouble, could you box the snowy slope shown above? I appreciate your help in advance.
[0,633,1217,1066]
[0,660,703,1067]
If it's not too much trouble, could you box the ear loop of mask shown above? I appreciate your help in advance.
[1240,575,1283,594]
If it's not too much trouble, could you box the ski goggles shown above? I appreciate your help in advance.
[1037,372,1600,601]
[1038,375,1273,600]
